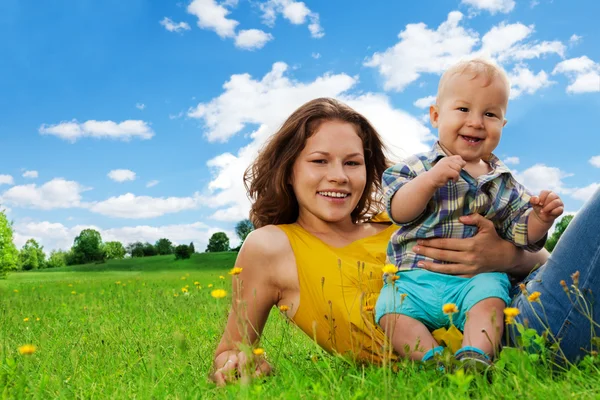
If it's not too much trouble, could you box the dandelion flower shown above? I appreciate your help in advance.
[208,284,213,288]
[219,275,225,280]
[527,291,541,302]
[36,318,40,321]
[253,348,265,356]
[181,277,186,280]
[23,317,29,322]
[71,291,77,295]
[18,345,37,355]
[382,264,397,275]
[173,293,179,297]
[279,305,290,312]
[68,284,73,287]
[504,307,520,324]
[13,290,18,293]
[194,281,200,285]
[390,275,400,282]
[211,289,227,299]
[181,287,188,293]
[400,293,408,301]
[115,281,121,285]
[442,303,459,315]
[229,267,243,275]
[519,283,527,295]
[363,305,374,312]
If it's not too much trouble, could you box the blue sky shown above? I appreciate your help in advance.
[1,0,599,252]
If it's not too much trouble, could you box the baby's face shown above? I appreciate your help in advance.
[430,72,508,163]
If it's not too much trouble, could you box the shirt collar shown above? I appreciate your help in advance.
[429,141,511,174]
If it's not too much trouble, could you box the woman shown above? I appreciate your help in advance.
[211,98,600,385]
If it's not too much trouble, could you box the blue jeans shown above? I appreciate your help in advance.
[509,188,600,362]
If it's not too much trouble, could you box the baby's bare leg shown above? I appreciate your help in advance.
[379,313,439,360]
[462,298,505,356]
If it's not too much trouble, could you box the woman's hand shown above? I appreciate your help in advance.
[211,350,273,386]
[412,214,519,276]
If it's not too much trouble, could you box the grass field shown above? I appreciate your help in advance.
[1,253,600,399]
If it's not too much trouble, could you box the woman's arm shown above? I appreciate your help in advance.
[412,214,549,279]
[211,227,286,386]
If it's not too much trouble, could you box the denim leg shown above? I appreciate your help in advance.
[509,188,600,362]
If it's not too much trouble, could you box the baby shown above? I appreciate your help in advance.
[375,58,564,368]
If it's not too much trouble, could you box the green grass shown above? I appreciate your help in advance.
[1,253,599,399]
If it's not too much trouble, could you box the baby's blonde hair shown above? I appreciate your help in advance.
[436,58,510,104]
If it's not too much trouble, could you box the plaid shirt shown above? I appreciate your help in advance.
[383,142,545,271]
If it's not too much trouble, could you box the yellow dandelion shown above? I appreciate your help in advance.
[400,293,408,301]
[382,264,397,275]
[211,289,227,299]
[194,281,200,285]
[18,344,37,355]
[23,317,29,322]
[173,293,179,297]
[185,285,189,288]
[504,308,520,318]
[253,348,265,356]
[229,267,243,275]
[443,303,459,315]
[115,281,121,285]
[181,276,186,280]
[219,275,225,280]
[519,283,527,295]
[208,284,213,288]
[390,275,400,282]
[71,291,77,295]
[363,305,374,312]
[36,318,40,321]
[279,305,290,312]
[122,284,126,287]
[13,289,18,293]
[527,291,541,302]
[181,287,189,293]
[68,284,73,287]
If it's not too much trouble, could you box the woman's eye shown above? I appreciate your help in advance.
[311,159,326,164]
[457,107,468,112]
[346,161,361,166]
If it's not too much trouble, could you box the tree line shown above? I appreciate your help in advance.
[0,210,255,278]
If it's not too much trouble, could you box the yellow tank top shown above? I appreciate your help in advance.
[277,223,398,364]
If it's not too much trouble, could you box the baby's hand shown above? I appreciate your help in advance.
[530,190,564,224]
[427,155,466,188]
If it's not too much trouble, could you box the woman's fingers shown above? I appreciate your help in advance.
[211,353,239,386]
[417,260,475,276]
[254,358,273,378]
[416,237,471,252]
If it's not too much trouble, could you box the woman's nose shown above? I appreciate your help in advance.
[327,163,349,183]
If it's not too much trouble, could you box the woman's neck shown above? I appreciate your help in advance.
[295,212,358,237]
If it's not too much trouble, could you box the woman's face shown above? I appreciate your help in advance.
[291,120,367,224]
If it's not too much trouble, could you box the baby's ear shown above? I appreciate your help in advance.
[429,105,440,128]
[503,118,508,127]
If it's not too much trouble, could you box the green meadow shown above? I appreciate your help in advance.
[1,253,599,399]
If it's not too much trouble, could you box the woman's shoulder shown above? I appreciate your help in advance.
[239,224,293,261]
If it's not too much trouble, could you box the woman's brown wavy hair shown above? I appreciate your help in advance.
[244,98,390,228]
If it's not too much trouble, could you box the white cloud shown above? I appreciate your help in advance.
[108,169,136,183]
[187,0,239,38]
[461,0,515,14]
[413,95,436,109]
[260,0,324,38]
[570,183,600,203]
[12,220,239,254]
[0,174,14,185]
[512,164,573,195]
[569,34,582,45]
[365,13,565,92]
[235,29,273,50]
[159,17,191,33]
[188,62,433,220]
[504,156,520,165]
[135,103,146,110]
[39,120,154,142]
[0,178,90,210]
[589,155,600,168]
[553,56,600,94]
[146,180,160,188]
[508,64,554,98]
[22,170,38,179]
[311,52,321,59]
[89,193,201,219]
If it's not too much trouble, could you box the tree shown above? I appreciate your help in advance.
[205,232,230,253]
[71,229,105,265]
[47,250,68,269]
[174,244,192,260]
[0,209,19,278]
[142,242,157,257]
[545,215,574,252]
[235,219,254,243]
[127,242,145,258]
[104,241,126,260]
[189,242,195,254]
[155,238,173,255]
[19,239,46,271]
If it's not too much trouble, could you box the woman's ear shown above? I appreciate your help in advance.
[429,105,440,128]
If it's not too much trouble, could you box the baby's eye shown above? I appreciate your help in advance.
[485,112,497,118]
[457,107,468,112]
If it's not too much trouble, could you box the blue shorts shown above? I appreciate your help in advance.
[375,269,511,331]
